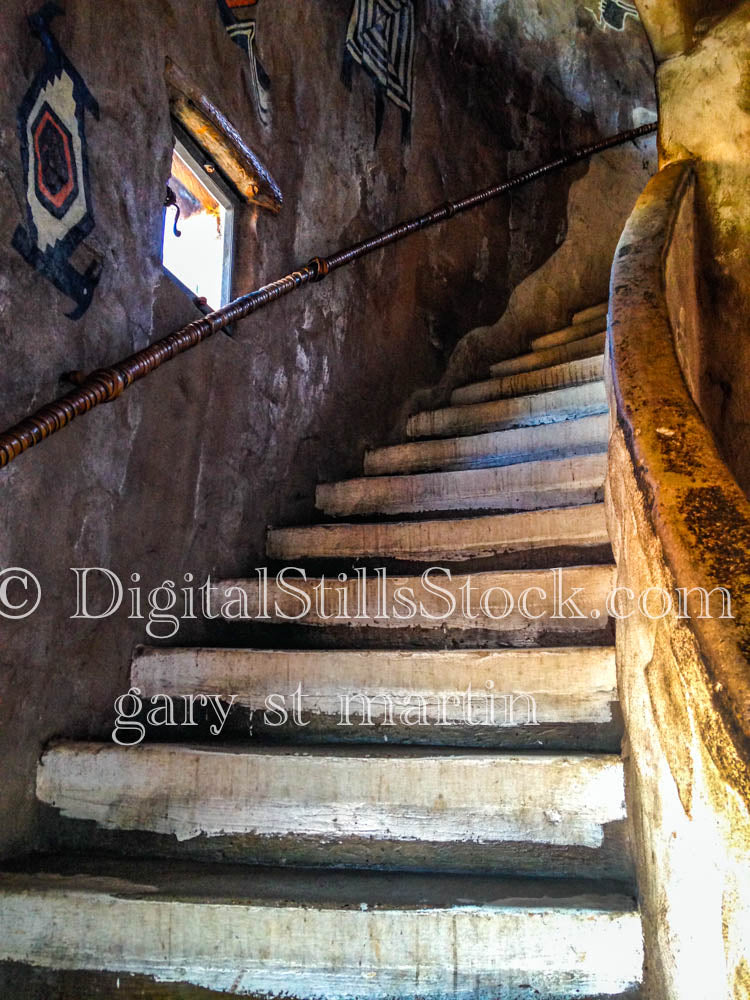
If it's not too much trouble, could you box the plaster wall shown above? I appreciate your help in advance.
[657,2,750,493]
[635,0,735,61]
[0,0,655,857]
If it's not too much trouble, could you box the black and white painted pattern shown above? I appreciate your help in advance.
[589,0,640,31]
[343,0,416,144]
[217,0,271,127]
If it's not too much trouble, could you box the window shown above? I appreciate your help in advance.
[162,137,235,310]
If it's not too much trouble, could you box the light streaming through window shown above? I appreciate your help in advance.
[162,142,234,310]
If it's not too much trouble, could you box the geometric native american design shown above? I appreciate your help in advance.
[216,0,272,128]
[12,3,101,320]
[587,0,640,31]
[343,0,416,145]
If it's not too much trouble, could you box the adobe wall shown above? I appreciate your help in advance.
[651,2,750,493]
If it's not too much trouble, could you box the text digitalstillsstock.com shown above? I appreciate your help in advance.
[0,564,729,747]
[0,566,734,637]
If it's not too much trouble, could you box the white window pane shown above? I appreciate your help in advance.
[162,147,232,309]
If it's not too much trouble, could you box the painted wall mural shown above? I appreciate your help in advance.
[343,0,416,144]
[217,0,271,127]
[12,3,100,320]
[588,0,640,31]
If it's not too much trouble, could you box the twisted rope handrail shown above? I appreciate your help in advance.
[0,122,656,470]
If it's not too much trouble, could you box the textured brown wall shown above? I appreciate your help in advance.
[0,0,654,856]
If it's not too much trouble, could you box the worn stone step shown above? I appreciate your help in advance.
[451,353,604,406]
[212,563,615,646]
[317,453,606,518]
[0,858,644,999]
[490,332,607,378]
[572,301,608,325]
[268,502,608,563]
[0,968,644,1000]
[407,381,607,440]
[366,413,609,476]
[131,644,620,750]
[531,315,607,353]
[37,742,630,879]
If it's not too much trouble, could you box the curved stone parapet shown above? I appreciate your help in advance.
[606,158,750,999]
[608,158,750,799]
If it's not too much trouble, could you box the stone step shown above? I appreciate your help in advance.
[572,301,608,325]
[366,413,609,476]
[490,332,607,378]
[451,353,604,406]
[268,502,608,563]
[0,858,644,999]
[407,381,607,440]
[212,563,615,645]
[531,315,607,353]
[131,644,620,750]
[37,742,630,879]
[316,453,606,518]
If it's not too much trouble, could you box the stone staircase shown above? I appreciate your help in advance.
[0,299,645,998]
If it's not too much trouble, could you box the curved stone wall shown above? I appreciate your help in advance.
[606,159,750,998]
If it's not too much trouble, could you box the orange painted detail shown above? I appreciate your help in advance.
[33,109,75,210]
